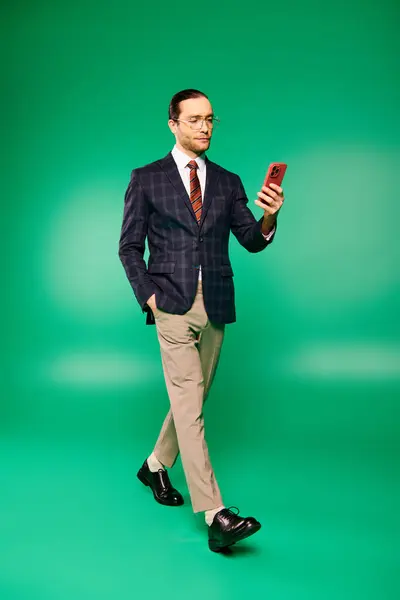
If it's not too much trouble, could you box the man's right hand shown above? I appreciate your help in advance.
[146,294,157,312]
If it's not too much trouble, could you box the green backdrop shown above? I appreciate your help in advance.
[2,1,399,599]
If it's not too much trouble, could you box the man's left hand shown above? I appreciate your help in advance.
[255,183,285,234]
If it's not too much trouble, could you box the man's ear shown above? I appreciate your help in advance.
[168,119,176,135]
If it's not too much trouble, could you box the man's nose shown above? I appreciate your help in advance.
[199,120,209,133]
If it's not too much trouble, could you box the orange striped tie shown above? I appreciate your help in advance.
[187,160,202,223]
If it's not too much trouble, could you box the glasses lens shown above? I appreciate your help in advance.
[187,118,219,130]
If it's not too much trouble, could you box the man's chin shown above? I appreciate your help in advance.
[195,140,210,152]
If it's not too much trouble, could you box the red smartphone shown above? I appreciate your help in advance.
[263,162,287,189]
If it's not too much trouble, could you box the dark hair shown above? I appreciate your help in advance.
[168,89,208,121]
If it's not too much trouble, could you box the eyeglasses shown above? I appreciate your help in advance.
[173,116,220,130]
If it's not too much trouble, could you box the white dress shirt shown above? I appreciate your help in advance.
[170,144,275,281]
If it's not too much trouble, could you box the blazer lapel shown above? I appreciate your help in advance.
[157,152,197,226]
[199,157,220,230]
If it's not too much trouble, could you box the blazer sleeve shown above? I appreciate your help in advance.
[118,170,157,310]
[230,174,277,253]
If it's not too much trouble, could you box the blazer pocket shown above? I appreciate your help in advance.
[221,264,234,277]
[148,262,176,274]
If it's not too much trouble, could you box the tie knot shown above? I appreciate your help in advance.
[187,160,198,171]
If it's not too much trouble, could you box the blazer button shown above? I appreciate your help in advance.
[200,237,204,242]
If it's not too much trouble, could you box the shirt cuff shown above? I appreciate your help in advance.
[261,224,276,241]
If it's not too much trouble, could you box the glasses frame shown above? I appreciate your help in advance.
[173,116,220,130]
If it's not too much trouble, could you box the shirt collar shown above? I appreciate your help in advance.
[171,144,206,172]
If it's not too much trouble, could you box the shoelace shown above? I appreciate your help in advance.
[158,469,171,491]
[224,506,240,516]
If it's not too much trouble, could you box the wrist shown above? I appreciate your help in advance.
[261,215,276,235]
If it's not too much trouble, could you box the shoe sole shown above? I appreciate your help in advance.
[208,522,261,552]
[137,469,184,507]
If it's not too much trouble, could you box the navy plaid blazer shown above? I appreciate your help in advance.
[118,151,276,325]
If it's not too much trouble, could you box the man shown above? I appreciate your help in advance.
[118,89,284,552]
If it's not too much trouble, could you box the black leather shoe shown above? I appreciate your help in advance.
[208,507,261,552]
[137,460,184,506]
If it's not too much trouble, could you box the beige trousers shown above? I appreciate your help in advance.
[152,280,225,513]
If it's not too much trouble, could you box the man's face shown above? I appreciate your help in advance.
[168,96,214,156]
